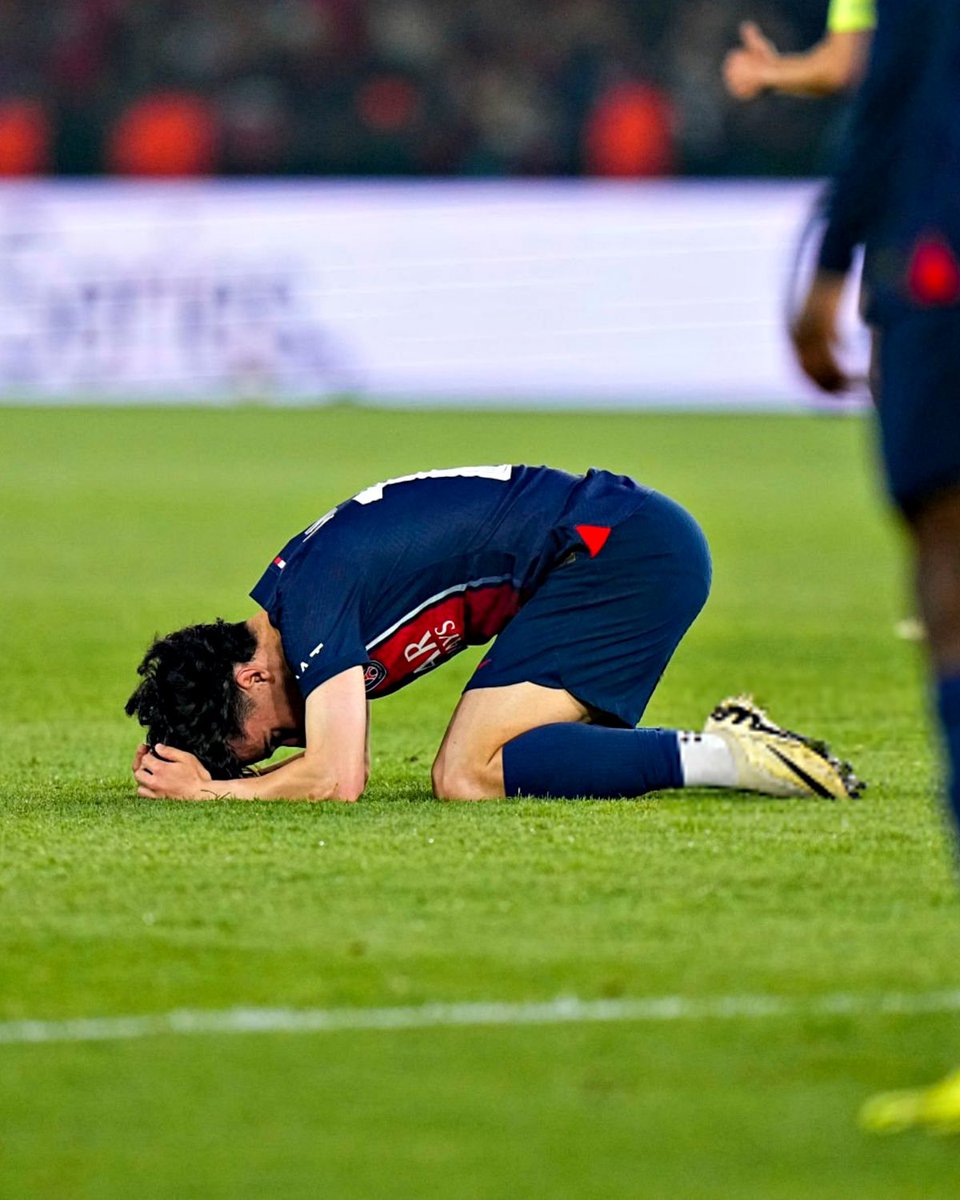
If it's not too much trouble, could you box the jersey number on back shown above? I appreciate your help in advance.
[353,465,512,506]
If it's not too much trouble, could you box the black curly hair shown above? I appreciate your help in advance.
[125,619,258,778]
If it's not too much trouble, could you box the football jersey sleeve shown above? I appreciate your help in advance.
[250,552,367,699]
[826,0,876,33]
[817,0,928,277]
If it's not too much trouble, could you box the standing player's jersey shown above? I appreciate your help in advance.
[250,465,649,700]
[826,0,876,34]
[818,0,960,320]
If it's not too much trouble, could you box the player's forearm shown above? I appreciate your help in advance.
[253,751,305,775]
[763,35,867,96]
[205,754,365,801]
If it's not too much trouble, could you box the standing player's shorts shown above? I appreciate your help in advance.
[874,309,960,515]
[463,489,711,727]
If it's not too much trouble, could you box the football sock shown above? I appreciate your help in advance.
[501,723,683,799]
[676,731,738,788]
[936,673,960,831]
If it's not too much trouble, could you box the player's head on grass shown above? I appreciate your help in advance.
[125,612,306,777]
[125,619,257,778]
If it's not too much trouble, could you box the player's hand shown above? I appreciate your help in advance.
[133,743,215,800]
[791,272,850,394]
[723,21,779,100]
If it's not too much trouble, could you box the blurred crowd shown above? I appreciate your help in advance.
[0,0,844,177]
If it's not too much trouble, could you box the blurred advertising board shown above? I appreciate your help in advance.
[0,181,866,407]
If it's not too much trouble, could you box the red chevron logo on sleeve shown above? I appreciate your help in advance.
[574,524,612,557]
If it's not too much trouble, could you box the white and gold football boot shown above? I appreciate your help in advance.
[704,695,863,799]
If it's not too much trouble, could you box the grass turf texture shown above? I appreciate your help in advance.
[2,405,959,1199]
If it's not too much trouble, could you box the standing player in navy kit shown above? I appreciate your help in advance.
[791,0,960,1132]
[127,464,860,804]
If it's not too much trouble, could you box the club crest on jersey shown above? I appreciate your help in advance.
[363,660,388,692]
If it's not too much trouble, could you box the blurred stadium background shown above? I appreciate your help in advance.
[0,0,843,178]
[0,0,868,408]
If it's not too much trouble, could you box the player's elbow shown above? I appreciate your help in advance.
[307,779,364,803]
[327,770,366,803]
[300,758,365,802]
[347,760,371,801]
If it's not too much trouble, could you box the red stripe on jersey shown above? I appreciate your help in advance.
[364,582,521,696]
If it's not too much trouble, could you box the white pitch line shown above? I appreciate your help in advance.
[2,989,960,1048]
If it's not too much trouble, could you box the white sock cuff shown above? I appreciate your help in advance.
[676,731,737,789]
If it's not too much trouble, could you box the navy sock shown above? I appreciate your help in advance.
[936,673,960,833]
[501,723,683,800]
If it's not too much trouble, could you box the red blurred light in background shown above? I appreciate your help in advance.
[107,93,219,177]
[356,77,422,133]
[0,100,50,175]
[584,81,674,178]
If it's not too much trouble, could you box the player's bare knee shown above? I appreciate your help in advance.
[431,750,500,801]
[431,759,482,800]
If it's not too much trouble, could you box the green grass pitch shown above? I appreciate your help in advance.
[2,405,960,1199]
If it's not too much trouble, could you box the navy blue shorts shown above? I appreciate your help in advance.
[463,489,711,727]
[875,310,960,513]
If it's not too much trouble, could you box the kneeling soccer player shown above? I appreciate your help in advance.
[127,464,861,803]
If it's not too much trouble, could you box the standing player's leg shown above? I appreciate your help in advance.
[858,495,960,1132]
[432,492,860,801]
[914,490,960,832]
[873,314,960,837]
[858,313,960,1134]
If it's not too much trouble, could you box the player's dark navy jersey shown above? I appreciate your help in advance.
[250,465,650,701]
[818,0,960,321]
